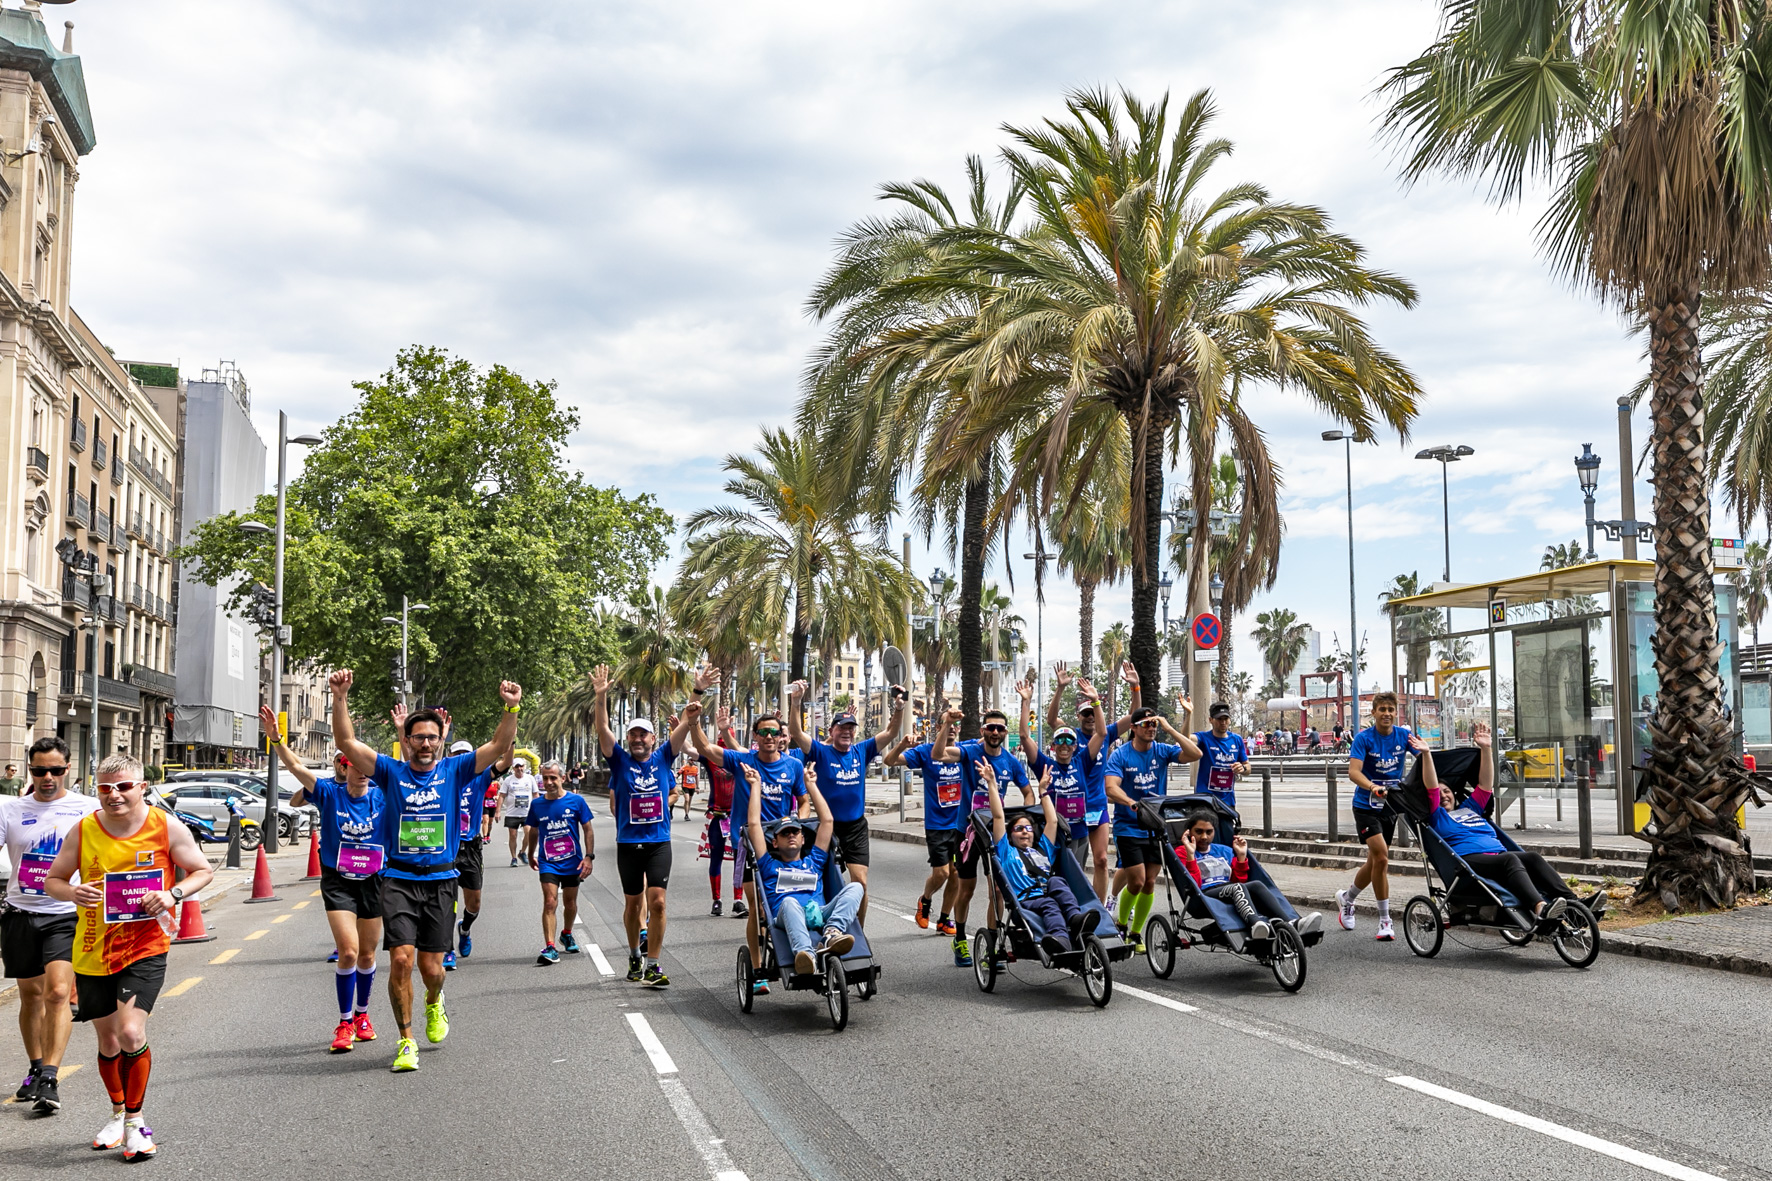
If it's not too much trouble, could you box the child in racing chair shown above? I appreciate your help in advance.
[1172,812,1320,941]
[982,760,1102,957]
[742,763,864,977]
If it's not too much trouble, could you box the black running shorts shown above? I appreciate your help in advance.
[1353,805,1396,845]
[454,838,484,891]
[380,876,456,953]
[617,842,672,895]
[829,817,870,867]
[539,871,584,889]
[924,827,963,868]
[75,952,168,1020]
[320,867,384,919]
[1115,836,1163,868]
[955,825,984,880]
[0,909,76,979]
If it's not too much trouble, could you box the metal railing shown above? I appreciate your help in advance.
[70,417,86,452]
[110,459,123,486]
[124,664,176,697]
[127,447,173,499]
[66,492,89,528]
[26,446,48,477]
[130,583,143,609]
[93,510,111,543]
[92,437,107,469]
[112,521,128,551]
[127,512,144,541]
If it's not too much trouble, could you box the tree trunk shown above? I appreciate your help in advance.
[1078,577,1097,679]
[1636,286,1760,908]
[790,585,811,685]
[1214,605,1235,702]
[957,473,987,740]
[1128,416,1165,711]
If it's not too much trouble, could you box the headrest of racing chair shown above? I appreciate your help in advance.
[1157,793,1241,836]
[1396,746,1484,823]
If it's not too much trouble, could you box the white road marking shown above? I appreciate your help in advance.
[588,943,616,977]
[894,912,916,924]
[1388,1076,1725,1181]
[1116,984,1198,1013]
[659,1075,751,1181]
[625,1012,678,1075]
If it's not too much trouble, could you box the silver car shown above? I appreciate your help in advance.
[160,780,311,842]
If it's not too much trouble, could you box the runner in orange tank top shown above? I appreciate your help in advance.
[45,754,212,1163]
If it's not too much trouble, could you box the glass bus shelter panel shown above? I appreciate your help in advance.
[1622,580,1744,780]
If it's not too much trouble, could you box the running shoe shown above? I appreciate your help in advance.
[352,1012,376,1042]
[122,1120,156,1162]
[1336,889,1357,930]
[751,980,769,996]
[31,1076,59,1113]
[731,899,748,918]
[424,996,449,1043]
[328,1018,355,1052]
[1132,939,1147,956]
[1375,918,1395,942]
[391,1037,420,1073]
[15,1069,36,1101]
[538,944,560,965]
[443,950,457,971]
[642,964,669,988]
[327,949,339,963]
[627,954,643,982]
[710,899,722,917]
[793,950,817,976]
[951,936,972,967]
[821,931,855,958]
[935,917,956,937]
[509,857,520,867]
[915,896,931,929]
[561,932,580,954]
[92,1112,124,1150]
[1249,920,1272,941]
[457,924,473,958]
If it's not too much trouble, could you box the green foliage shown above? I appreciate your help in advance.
[128,363,178,388]
[177,346,673,740]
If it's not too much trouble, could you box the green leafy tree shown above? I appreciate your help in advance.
[177,347,671,740]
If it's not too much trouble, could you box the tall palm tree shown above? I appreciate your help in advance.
[1733,538,1769,650]
[1537,540,1599,620]
[1693,293,1772,534]
[1052,480,1130,679]
[1251,608,1310,698]
[1382,1,1772,904]
[675,427,915,687]
[1380,571,1444,690]
[614,586,693,724]
[1097,621,1130,716]
[1170,453,1283,703]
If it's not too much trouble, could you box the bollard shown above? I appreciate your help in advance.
[1261,768,1273,837]
[1577,762,1593,860]
[224,813,242,870]
[1326,765,1338,842]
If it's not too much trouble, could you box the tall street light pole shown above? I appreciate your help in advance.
[1413,443,1474,583]
[379,594,431,710]
[1322,431,1363,737]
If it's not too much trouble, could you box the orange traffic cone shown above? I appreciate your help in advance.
[172,895,216,944]
[242,845,281,904]
[301,827,321,880]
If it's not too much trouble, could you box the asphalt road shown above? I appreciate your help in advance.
[2,814,1769,1180]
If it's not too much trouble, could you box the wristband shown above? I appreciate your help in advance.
[504,703,520,713]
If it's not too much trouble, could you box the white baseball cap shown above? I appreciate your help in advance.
[627,718,656,735]
[449,741,474,755]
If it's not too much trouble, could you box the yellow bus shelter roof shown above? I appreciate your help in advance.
[1383,559,1654,611]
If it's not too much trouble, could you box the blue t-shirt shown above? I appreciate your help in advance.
[372,752,479,881]
[957,739,1030,815]
[1105,741,1183,837]
[607,741,676,844]
[525,791,596,874]
[1348,726,1413,810]
[723,750,806,827]
[802,737,879,823]
[1076,721,1120,821]
[1429,802,1505,856]
[995,834,1055,901]
[903,743,966,832]
[1030,749,1091,832]
[755,844,828,917]
[1193,731,1249,805]
[458,767,494,841]
[1185,841,1239,888]
[308,777,386,878]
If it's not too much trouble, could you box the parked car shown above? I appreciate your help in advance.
[166,770,269,792]
[160,780,309,842]
[148,786,263,850]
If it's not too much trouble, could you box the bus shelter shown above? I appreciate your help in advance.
[1383,560,1743,836]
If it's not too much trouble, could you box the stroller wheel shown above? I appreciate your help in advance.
[1403,896,1443,958]
[1269,922,1306,992]
[736,946,755,1014]
[1143,913,1177,979]
[973,928,998,994]
[1082,935,1113,1007]
[824,955,849,1031]
[1552,901,1601,969]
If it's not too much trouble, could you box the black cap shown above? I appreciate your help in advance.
[1128,706,1159,724]
[1209,702,1231,720]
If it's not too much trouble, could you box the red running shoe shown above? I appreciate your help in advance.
[330,1019,355,1053]
[352,1012,377,1042]
[915,897,931,929]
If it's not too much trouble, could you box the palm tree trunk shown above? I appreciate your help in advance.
[790,584,811,685]
[1214,605,1235,702]
[1128,416,1165,709]
[1637,285,1758,908]
[957,473,987,740]
[1078,577,1097,678]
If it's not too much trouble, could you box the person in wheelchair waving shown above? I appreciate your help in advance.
[741,764,863,978]
[983,760,1099,957]
[1171,813,1291,941]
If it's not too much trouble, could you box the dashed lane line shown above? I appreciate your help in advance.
[209,948,240,964]
[1115,983,1198,1013]
[162,976,202,998]
[625,1012,679,1075]
[588,943,616,977]
[624,1011,751,1181]
[272,914,291,923]
[244,930,268,940]
[293,900,309,909]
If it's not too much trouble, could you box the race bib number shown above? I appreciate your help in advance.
[1196,854,1232,884]
[1208,767,1237,792]
[628,793,664,825]
[775,866,818,895]
[542,833,577,862]
[398,817,446,855]
[1054,793,1085,821]
[936,779,962,807]
[17,850,55,895]
[336,842,384,879]
[460,808,474,837]
[970,789,995,813]
[102,869,164,924]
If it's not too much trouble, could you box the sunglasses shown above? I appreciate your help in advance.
[1011,824,1034,833]
[755,728,782,737]
[982,724,1007,734]
[29,765,69,777]
[1052,737,1077,746]
[96,780,142,795]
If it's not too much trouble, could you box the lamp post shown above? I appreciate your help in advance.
[1574,443,1653,560]
[1158,572,1173,692]
[379,595,432,709]
[1413,443,1474,583]
[1022,542,1053,742]
[1321,431,1362,737]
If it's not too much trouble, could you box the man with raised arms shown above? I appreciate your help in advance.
[1047,661,1140,900]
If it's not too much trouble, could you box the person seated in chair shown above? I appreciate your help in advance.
[1171,812,1319,941]
[1422,723,1584,927]
[742,764,863,977]
[983,761,1099,957]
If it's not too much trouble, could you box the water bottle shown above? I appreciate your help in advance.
[154,898,178,938]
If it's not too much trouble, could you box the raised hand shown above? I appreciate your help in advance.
[716,705,732,729]
[1473,722,1492,748]
[975,758,996,786]
[1120,659,1140,686]
[590,665,610,695]
[1231,834,1248,857]
[434,707,453,736]
[390,702,408,731]
[787,679,807,703]
[1053,662,1072,689]
[499,680,523,706]
[1077,677,1099,702]
[741,763,762,789]
[944,707,964,725]
[693,665,719,693]
[329,669,353,695]
[259,704,282,745]
[1016,678,1035,705]
[1407,733,1429,753]
[889,683,908,703]
[682,701,702,721]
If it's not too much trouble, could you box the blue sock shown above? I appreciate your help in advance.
[334,966,355,1019]
[354,963,376,1013]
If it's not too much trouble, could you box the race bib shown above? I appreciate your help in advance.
[460,808,474,837]
[775,866,818,895]
[936,779,962,807]
[628,792,664,825]
[17,850,55,894]
[1085,809,1104,827]
[970,788,994,812]
[1054,793,1085,821]
[102,869,164,924]
[398,817,446,855]
[542,833,577,862]
[1208,767,1236,791]
[1197,854,1232,883]
[336,841,384,879]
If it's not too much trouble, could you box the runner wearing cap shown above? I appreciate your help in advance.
[449,739,510,968]
[1191,701,1251,810]
[1104,706,1200,952]
[932,705,1031,967]
[1018,676,1091,862]
[500,758,539,867]
[785,678,906,926]
[1046,661,1140,900]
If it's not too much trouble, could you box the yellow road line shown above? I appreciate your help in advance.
[272,914,291,923]
[310,889,322,897]
[162,977,202,998]
[293,900,310,910]
[245,930,268,940]
[209,948,240,964]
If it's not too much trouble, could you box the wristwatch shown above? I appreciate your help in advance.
[169,886,186,903]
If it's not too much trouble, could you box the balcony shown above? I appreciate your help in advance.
[123,663,176,698]
[154,528,167,554]
[127,447,173,500]
[65,492,89,529]
[79,673,141,709]
[92,436,107,470]
[93,510,111,544]
[130,583,143,609]
[127,511,144,541]
[111,521,128,552]
[60,571,88,608]
[26,446,48,480]
[70,417,86,452]
[109,459,123,486]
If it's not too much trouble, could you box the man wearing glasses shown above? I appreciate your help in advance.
[44,753,214,1162]
[0,737,98,1115]
[330,669,522,1074]
[1104,707,1201,953]
[932,707,1031,969]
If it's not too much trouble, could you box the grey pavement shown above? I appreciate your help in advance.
[2,810,1769,1179]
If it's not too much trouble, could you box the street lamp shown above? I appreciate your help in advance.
[1321,430,1362,736]
[1158,572,1174,690]
[1573,443,1653,560]
[381,597,431,708]
[1413,444,1474,583]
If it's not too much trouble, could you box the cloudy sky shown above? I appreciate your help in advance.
[60,0,1688,688]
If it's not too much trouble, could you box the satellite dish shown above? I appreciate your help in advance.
[880,646,908,695]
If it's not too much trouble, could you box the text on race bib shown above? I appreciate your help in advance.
[102,869,165,924]
[398,817,446,855]
[336,842,384,878]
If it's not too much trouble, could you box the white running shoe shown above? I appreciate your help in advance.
[123,1119,156,1161]
[1249,920,1272,941]
[1336,889,1357,930]
[1375,918,1395,942]
[92,1113,125,1151]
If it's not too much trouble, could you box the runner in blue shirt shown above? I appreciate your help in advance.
[1104,707,1201,952]
[1337,690,1412,942]
[522,761,596,966]
[447,738,510,968]
[268,702,387,1055]
[593,663,716,988]
[884,708,963,951]
[1018,678,1090,859]
[786,677,907,927]
[1192,701,1251,808]
[1045,661,1140,900]
[332,668,521,1074]
[932,707,1031,967]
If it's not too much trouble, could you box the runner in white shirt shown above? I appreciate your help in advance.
[0,736,99,1114]
[500,760,540,867]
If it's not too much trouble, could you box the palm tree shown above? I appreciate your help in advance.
[1170,453,1282,703]
[1097,621,1130,716]
[1733,538,1769,651]
[675,427,915,687]
[1537,539,1599,620]
[1251,608,1310,698]
[1696,294,1772,533]
[613,586,694,724]
[1382,0,1772,906]
[1053,484,1130,678]
[1380,571,1444,693]
[912,88,1418,720]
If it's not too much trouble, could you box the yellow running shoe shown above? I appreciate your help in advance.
[424,996,449,1043]
[391,1037,419,1073]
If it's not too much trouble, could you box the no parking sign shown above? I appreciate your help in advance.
[1192,612,1221,649]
